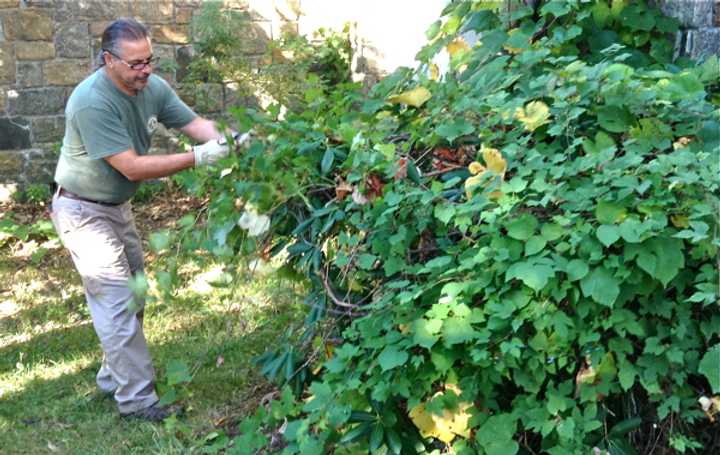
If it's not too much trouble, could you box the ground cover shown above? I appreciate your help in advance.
[0,184,304,454]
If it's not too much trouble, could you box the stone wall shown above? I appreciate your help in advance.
[659,0,720,59]
[0,0,717,198]
[0,0,282,196]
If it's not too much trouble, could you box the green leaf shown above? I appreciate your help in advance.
[442,315,478,345]
[435,203,456,224]
[505,214,539,240]
[320,148,334,175]
[618,358,637,391]
[597,106,634,133]
[436,118,475,143]
[149,230,171,252]
[592,0,612,27]
[413,318,443,349]
[426,20,442,40]
[541,223,564,241]
[540,1,571,17]
[506,261,554,292]
[580,266,620,306]
[596,224,620,247]
[525,235,547,256]
[699,344,720,394]
[476,414,518,455]
[166,360,192,385]
[378,345,408,371]
[358,253,377,270]
[566,259,589,281]
[595,201,627,224]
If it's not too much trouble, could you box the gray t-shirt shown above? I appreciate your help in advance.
[54,69,197,204]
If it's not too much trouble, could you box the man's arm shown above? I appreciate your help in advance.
[104,148,195,182]
[104,117,234,182]
[180,117,227,143]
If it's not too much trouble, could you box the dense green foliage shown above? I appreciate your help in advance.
[179,0,719,453]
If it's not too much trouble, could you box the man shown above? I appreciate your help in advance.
[50,18,241,422]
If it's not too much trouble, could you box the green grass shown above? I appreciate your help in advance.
[0,199,305,454]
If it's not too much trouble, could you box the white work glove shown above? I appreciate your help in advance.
[193,132,252,167]
[193,138,230,166]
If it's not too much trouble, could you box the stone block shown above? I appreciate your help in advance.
[223,0,250,11]
[194,83,224,113]
[0,117,31,149]
[660,0,715,28]
[17,62,43,88]
[31,115,64,143]
[0,0,19,8]
[90,21,111,38]
[131,0,174,23]
[22,148,57,184]
[175,45,193,82]
[55,1,129,21]
[23,0,53,7]
[238,22,271,54]
[57,23,90,59]
[44,60,91,86]
[0,152,23,186]
[15,41,55,60]
[8,87,67,116]
[176,7,194,24]
[4,9,53,41]
[152,25,190,44]
[687,28,720,59]
[0,42,14,84]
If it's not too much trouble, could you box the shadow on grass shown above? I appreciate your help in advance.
[1,294,296,427]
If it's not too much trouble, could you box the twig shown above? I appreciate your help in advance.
[319,270,360,310]
[424,164,464,178]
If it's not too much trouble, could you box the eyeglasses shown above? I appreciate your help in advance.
[104,49,159,71]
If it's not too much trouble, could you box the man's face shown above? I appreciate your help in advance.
[106,38,154,94]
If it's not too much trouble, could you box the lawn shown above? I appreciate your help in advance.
[0,186,305,454]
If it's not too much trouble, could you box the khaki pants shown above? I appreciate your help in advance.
[51,191,158,414]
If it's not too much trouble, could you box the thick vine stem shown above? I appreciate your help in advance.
[318,269,360,310]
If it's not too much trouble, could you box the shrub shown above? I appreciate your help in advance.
[187,1,719,453]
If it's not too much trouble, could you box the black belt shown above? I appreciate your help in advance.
[58,187,121,206]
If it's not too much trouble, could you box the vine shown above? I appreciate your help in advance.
[168,1,719,453]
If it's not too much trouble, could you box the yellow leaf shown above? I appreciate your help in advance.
[670,214,690,228]
[409,385,473,443]
[468,161,486,175]
[465,174,484,199]
[429,64,439,81]
[481,145,507,175]
[447,38,470,58]
[673,137,692,150]
[514,100,551,132]
[387,87,432,108]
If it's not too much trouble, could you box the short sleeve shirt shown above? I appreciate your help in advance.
[54,70,197,204]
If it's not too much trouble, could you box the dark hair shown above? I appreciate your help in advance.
[97,18,149,68]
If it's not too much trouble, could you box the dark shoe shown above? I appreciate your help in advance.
[121,403,181,422]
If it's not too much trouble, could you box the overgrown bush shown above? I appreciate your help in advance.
[186,2,351,113]
[180,0,719,453]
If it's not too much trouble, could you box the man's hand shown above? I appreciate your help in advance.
[193,138,230,166]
